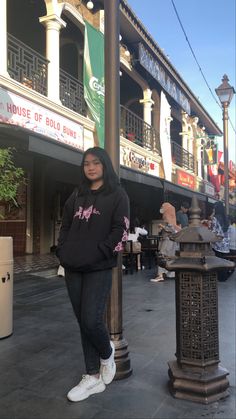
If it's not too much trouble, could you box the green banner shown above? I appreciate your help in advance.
[83,21,104,148]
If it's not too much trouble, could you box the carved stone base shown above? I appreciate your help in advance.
[168,360,229,404]
[112,336,132,380]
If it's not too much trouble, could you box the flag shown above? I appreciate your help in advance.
[160,91,172,181]
[204,143,218,165]
[83,21,104,147]
[208,150,223,192]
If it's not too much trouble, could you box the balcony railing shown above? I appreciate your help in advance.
[171,141,195,173]
[120,105,161,154]
[7,33,48,96]
[60,69,86,116]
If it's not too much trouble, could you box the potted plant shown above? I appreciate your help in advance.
[0,147,25,218]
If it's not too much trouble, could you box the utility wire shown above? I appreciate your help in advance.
[171,0,236,135]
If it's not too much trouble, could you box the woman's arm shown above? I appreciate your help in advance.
[98,188,130,257]
[56,192,76,251]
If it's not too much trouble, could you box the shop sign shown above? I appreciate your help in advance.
[121,146,158,176]
[177,169,195,190]
[0,87,84,150]
[204,182,215,196]
[139,43,191,114]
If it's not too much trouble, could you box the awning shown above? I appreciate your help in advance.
[163,180,207,202]
[120,166,163,188]
[29,135,83,166]
[0,123,83,166]
[207,197,219,204]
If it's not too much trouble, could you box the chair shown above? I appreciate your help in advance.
[122,240,143,274]
[140,236,159,269]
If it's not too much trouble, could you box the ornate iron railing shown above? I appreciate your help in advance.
[7,33,48,96]
[60,69,86,116]
[171,141,195,173]
[120,105,161,154]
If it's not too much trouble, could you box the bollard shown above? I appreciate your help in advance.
[0,237,13,339]
[165,197,235,404]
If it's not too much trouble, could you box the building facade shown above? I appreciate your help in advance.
[0,0,227,255]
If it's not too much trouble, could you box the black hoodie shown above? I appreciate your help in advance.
[56,185,130,272]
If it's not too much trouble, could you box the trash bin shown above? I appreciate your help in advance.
[0,237,13,339]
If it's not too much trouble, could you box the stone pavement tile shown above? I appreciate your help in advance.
[0,388,100,419]
[89,407,141,419]
[0,269,235,419]
[154,387,236,419]
[86,379,163,419]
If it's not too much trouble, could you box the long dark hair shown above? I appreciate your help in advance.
[78,147,120,195]
[214,201,229,232]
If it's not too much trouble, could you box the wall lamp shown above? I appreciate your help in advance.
[85,1,104,12]
[86,1,94,9]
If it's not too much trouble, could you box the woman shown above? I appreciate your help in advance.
[150,202,180,282]
[56,147,129,402]
[209,201,230,281]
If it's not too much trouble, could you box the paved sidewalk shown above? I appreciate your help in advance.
[0,267,235,419]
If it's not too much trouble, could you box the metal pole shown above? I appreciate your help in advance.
[104,0,132,379]
[104,0,120,172]
[222,103,229,215]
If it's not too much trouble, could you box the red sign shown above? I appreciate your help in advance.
[177,169,195,190]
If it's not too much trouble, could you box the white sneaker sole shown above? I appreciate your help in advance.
[101,341,116,385]
[67,382,106,402]
[103,362,116,385]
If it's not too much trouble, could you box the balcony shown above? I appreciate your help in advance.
[7,34,86,116]
[171,141,195,173]
[60,69,86,116]
[8,34,48,96]
[120,105,161,154]
[7,34,165,158]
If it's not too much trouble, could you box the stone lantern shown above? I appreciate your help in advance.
[165,196,235,404]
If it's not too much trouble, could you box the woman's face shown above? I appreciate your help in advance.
[83,153,104,185]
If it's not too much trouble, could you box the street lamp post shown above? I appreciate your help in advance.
[215,75,235,215]
[104,0,132,379]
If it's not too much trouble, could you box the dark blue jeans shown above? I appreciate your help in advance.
[65,269,113,375]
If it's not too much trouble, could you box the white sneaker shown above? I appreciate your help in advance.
[100,341,116,385]
[67,374,105,402]
[150,275,164,282]
[57,265,65,277]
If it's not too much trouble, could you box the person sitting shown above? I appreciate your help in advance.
[128,218,148,243]
[150,203,180,283]
[125,218,148,270]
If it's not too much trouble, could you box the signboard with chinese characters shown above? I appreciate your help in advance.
[204,182,215,196]
[0,87,84,150]
[177,169,195,190]
[120,141,160,176]
[139,43,191,114]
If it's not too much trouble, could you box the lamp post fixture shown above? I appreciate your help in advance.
[215,75,235,215]
[104,0,132,379]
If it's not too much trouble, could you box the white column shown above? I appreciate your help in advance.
[188,127,193,154]
[0,0,9,77]
[197,143,203,178]
[139,88,154,125]
[39,14,66,103]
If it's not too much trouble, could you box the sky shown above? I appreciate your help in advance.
[127,0,236,164]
